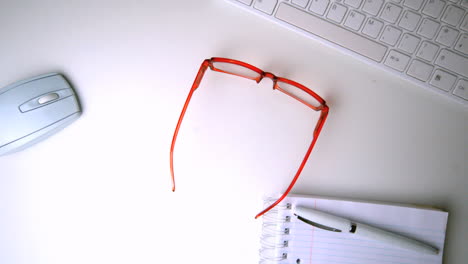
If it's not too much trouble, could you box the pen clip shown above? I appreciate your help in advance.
[295,214,342,232]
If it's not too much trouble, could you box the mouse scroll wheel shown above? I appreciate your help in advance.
[38,93,59,104]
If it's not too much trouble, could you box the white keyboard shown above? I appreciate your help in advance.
[226,0,468,106]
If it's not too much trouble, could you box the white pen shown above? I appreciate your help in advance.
[294,206,439,255]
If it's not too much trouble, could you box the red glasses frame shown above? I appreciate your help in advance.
[170,57,329,219]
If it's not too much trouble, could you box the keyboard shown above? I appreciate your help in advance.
[226,0,468,106]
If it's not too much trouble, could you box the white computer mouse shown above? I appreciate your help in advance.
[0,73,82,156]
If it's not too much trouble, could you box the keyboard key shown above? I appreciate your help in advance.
[344,10,365,30]
[344,0,362,8]
[403,0,424,10]
[384,50,410,71]
[380,3,402,24]
[417,41,439,61]
[407,60,434,81]
[417,18,440,39]
[292,0,310,8]
[398,34,420,54]
[454,34,468,55]
[362,18,384,38]
[462,15,468,31]
[362,0,384,16]
[236,0,253,5]
[441,5,465,26]
[254,0,278,14]
[436,27,459,47]
[435,49,468,77]
[309,0,330,15]
[430,69,457,91]
[231,0,468,105]
[463,0,468,8]
[453,79,468,100]
[381,26,402,46]
[422,0,445,18]
[275,3,388,61]
[327,3,348,23]
[399,11,421,31]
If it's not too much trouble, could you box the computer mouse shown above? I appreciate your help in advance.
[0,73,82,156]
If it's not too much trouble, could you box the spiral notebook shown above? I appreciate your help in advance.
[260,194,448,264]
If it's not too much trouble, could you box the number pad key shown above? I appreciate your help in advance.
[407,60,434,81]
[463,0,468,8]
[453,79,468,100]
[398,34,420,54]
[422,0,446,18]
[430,69,457,91]
[436,27,459,47]
[384,50,410,71]
[417,18,440,39]
[435,49,468,78]
[441,5,465,26]
[461,15,468,32]
[417,41,439,61]
[454,34,468,55]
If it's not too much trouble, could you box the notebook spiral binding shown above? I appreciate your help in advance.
[259,197,292,263]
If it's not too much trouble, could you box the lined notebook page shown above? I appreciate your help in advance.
[266,195,448,264]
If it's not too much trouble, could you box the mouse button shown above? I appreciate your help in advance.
[55,88,74,98]
[18,93,57,113]
[1,96,79,145]
[0,73,58,95]
[19,89,74,113]
[0,75,69,114]
[14,74,71,101]
[0,111,81,156]
[0,88,19,111]
[0,106,23,147]
[38,93,59,104]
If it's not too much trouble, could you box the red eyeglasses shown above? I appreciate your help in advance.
[170,57,329,219]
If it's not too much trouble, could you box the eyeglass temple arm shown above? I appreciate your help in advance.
[255,106,329,219]
[170,60,211,192]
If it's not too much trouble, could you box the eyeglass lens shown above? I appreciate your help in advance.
[212,61,261,79]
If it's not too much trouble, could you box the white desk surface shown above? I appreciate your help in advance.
[0,1,466,263]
